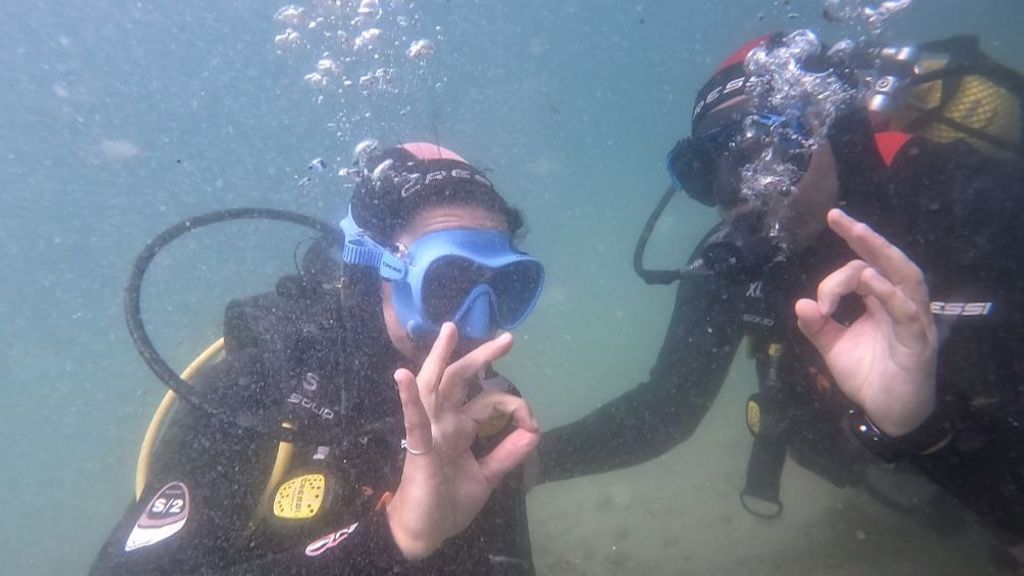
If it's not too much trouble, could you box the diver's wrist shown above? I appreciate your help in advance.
[846,397,954,463]
[385,496,442,560]
[869,394,936,438]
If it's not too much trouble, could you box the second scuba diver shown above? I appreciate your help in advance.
[91,142,546,575]
[536,31,1024,565]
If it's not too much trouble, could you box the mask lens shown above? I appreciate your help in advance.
[421,256,544,328]
[422,257,490,325]
[667,138,717,206]
[489,260,544,327]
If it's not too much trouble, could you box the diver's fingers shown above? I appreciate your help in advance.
[795,297,845,355]
[478,428,540,489]
[419,323,459,395]
[815,259,870,316]
[462,390,539,434]
[395,368,434,456]
[439,332,514,408]
[855,266,930,348]
[827,209,929,304]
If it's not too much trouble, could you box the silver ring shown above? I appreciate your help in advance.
[401,438,431,455]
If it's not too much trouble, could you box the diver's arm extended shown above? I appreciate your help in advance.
[537,271,744,483]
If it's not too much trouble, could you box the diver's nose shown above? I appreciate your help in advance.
[458,290,494,341]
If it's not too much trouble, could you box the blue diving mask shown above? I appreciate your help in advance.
[339,212,544,341]
[667,111,812,207]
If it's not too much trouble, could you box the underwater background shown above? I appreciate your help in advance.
[1,0,1022,573]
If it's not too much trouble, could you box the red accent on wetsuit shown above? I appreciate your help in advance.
[716,35,772,73]
[874,131,914,167]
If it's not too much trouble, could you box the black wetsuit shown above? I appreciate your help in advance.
[91,282,534,575]
[539,118,1024,534]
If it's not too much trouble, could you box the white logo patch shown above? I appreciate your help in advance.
[930,301,994,316]
[305,522,359,557]
[125,482,190,552]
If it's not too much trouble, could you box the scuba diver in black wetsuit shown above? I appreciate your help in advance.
[535,31,1024,568]
[91,142,546,575]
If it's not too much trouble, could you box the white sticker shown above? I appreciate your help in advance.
[125,482,190,552]
[305,522,359,557]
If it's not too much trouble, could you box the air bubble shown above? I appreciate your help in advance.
[353,28,381,51]
[406,39,433,60]
[274,28,302,48]
[304,72,328,87]
[357,0,380,16]
[316,58,341,76]
[274,5,306,25]
[822,0,912,31]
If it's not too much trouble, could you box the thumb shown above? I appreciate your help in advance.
[795,298,842,355]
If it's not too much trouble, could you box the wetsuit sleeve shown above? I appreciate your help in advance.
[891,146,1024,533]
[87,353,417,576]
[537,270,744,483]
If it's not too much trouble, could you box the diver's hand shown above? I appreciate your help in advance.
[387,323,540,560]
[795,209,937,436]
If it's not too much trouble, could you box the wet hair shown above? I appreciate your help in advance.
[349,143,524,245]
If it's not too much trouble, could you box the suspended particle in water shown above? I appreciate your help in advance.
[298,175,313,188]
[308,157,327,172]
[275,28,302,48]
[274,5,306,26]
[353,28,381,51]
[406,38,434,60]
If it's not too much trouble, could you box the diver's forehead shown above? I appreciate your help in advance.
[693,95,756,137]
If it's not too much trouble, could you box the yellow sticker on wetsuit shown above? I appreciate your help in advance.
[274,474,326,519]
[746,399,762,436]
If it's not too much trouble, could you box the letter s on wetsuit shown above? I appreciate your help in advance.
[537,113,1024,536]
[90,283,535,576]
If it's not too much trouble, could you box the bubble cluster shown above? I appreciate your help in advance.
[271,1,446,188]
[271,0,441,99]
[737,30,862,247]
[745,30,858,144]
